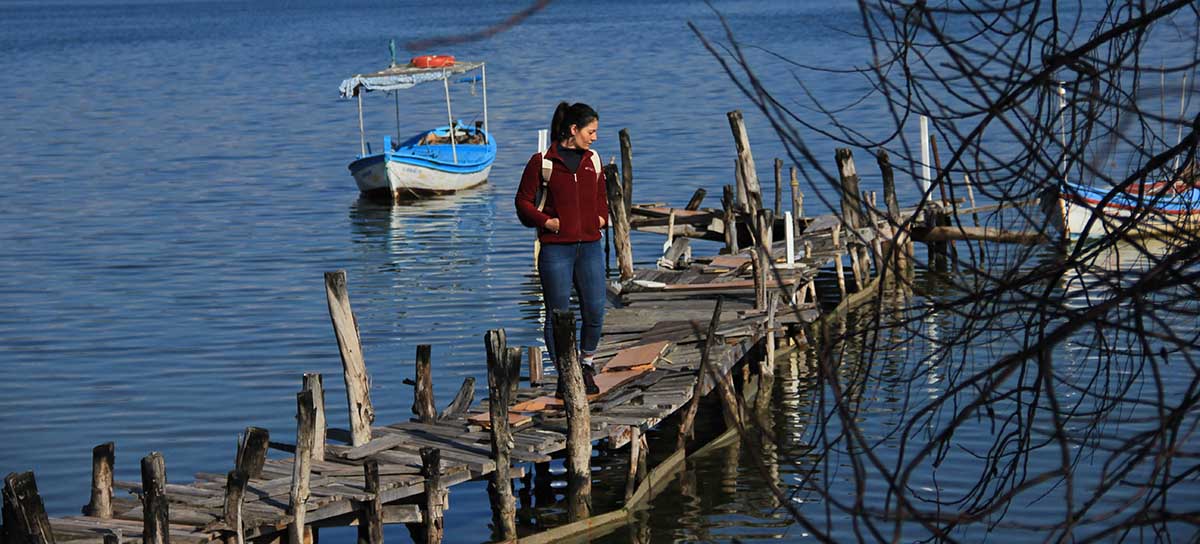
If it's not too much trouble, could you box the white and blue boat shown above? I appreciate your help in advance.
[339,56,495,199]
[1055,171,1200,240]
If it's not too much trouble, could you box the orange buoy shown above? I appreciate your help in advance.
[411,55,456,68]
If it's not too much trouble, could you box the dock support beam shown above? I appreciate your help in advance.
[235,427,269,480]
[301,373,326,463]
[619,129,634,211]
[603,164,634,281]
[358,460,382,544]
[484,330,517,540]
[288,390,315,544]
[551,310,592,520]
[222,469,247,544]
[420,448,444,544]
[3,472,54,544]
[413,345,436,424]
[140,453,169,544]
[728,110,763,214]
[85,442,114,519]
[324,270,374,447]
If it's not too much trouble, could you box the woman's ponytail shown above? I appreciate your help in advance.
[549,102,599,143]
[549,102,571,145]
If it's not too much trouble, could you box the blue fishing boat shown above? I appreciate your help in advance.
[1055,169,1200,240]
[339,55,495,199]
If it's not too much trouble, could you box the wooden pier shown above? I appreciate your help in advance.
[3,112,927,544]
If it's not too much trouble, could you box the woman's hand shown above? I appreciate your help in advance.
[544,218,560,233]
[598,215,607,228]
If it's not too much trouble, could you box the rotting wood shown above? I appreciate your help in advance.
[324,270,374,447]
[222,470,247,544]
[527,345,543,387]
[676,297,722,452]
[722,185,738,253]
[140,452,169,544]
[727,110,763,213]
[3,471,55,544]
[439,377,475,421]
[685,188,706,210]
[603,164,635,281]
[911,225,1048,245]
[619,128,633,211]
[484,330,517,541]
[358,460,382,544]
[413,345,436,424]
[773,158,783,216]
[302,374,326,463]
[235,428,269,480]
[551,310,592,521]
[85,442,114,519]
[419,448,444,544]
[288,390,316,544]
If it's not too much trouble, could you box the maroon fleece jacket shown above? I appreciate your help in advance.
[514,142,610,243]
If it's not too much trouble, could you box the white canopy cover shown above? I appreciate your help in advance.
[338,61,484,98]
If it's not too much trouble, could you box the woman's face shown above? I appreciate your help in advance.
[567,119,599,150]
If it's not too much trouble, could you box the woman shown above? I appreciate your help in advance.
[515,102,608,395]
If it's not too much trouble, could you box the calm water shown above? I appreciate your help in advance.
[2,1,1196,542]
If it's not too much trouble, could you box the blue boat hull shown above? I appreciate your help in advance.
[349,124,496,198]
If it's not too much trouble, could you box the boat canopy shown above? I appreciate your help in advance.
[339,61,485,98]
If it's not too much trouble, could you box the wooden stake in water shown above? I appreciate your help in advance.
[784,211,795,269]
[324,270,374,447]
[551,310,592,520]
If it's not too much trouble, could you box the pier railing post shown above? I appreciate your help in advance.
[359,460,382,544]
[420,448,444,544]
[727,110,763,214]
[722,185,738,254]
[3,472,54,544]
[288,390,315,544]
[484,330,517,540]
[222,469,247,544]
[551,309,592,520]
[140,453,169,544]
[324,270,374,447]
[85,442,114,519]
[301,374,326,463]
[603,164,635,281]
[619,128,634,211]
[235,427,269,480]
[413,345,436,424]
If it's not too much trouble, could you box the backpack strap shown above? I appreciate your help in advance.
[536,152,552,212]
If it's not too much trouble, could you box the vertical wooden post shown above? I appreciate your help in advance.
[484,331,516,540]
[722,185,738,254]
[623,426,642,503]
[676,297,723,452]
[527,346,543,387]
[3,472,54,544]
[685,188,707,210]
[928,135,956,269]
[619,129,633,210]
[85,442,114,519]
[551,310,592,520]
[420,448,444,544]
[439,377,475,421]
[235,427,269,480]
[833,228,847,299]
[773,158,783,216]
[324,270,374,447]
[750,250,764,311]
[413,345,436,424]
[603,164,635,281]
[734,159,748,213]
[756,294,779,415]
[727,110,763,213]
[876,149,912,279]
[835,148,870,285]
[301,374,326,463]
[223,470,247,544]
[756,209,773,310]
[358,460,382,544]
[505,347,521,401]
[140,452,169,544]
[790,166,803,235]
[876,150,901,219]
[288,390,316,544]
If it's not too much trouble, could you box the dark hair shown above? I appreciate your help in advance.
[550,102,599,143]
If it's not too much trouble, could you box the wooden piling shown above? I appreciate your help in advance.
[301,374,326,463]
[727,110,763,213]
[439,377,475,421]
[756,294,778,415]
[755,209,773,309]
[619,129,633,211]
[140,452,169,544]
[722,185,738,254]
[623,426,644,503]
[222,469,247,544]
[835,149,870,287]
[3,472,54,544]
[773,158,783,216]
[876,149,913,279]
[603,164,635,281]
[235,427,269,479]
[420,448,444,544]
[324,270,374,447]
[85,442,114,519]
[358,460,382,544]
[685,188,707,211]
[288,390,316,544]
[527,345,543,387]
[551,309,592,520]
[833,228,847,299]
[484,330,517,540]
[790,167,803,236]
[676,297,723,452]
[413,345,436,424]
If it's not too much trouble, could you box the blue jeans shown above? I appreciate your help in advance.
[538,240,606,364]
